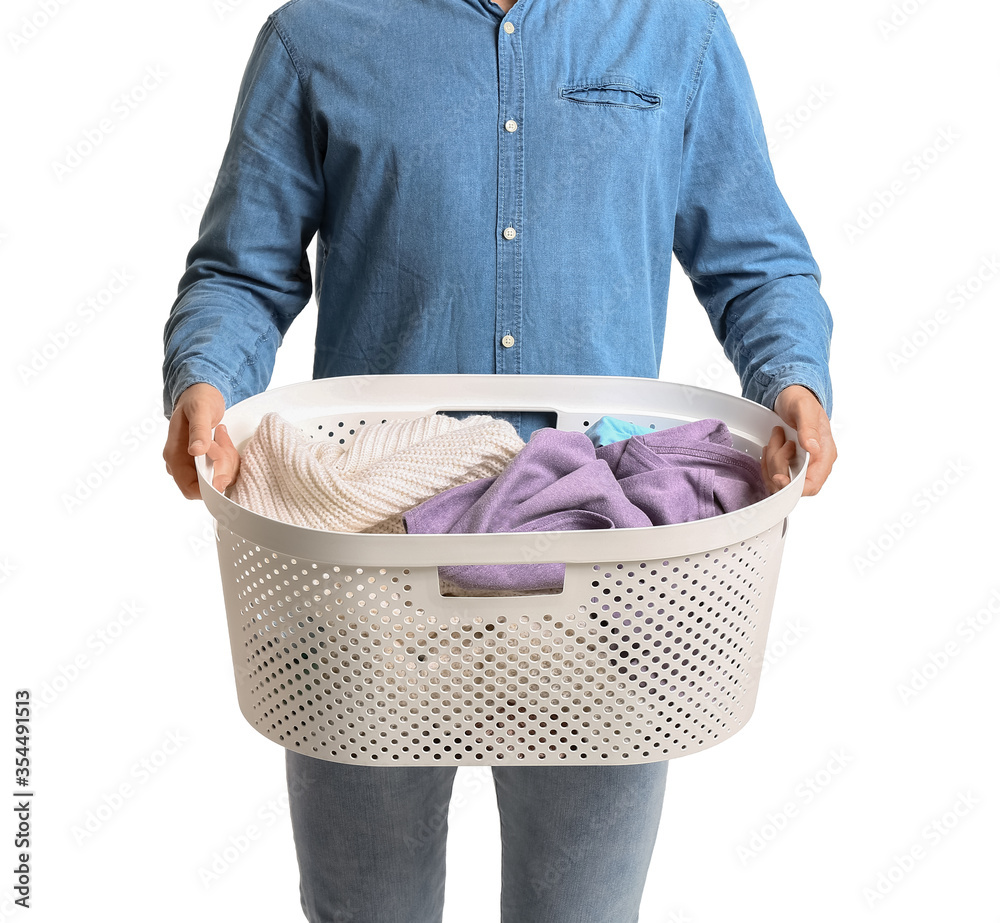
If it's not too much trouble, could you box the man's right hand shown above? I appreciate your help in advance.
[163,382,241,499]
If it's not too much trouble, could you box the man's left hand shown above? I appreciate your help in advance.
[762,384,837,497]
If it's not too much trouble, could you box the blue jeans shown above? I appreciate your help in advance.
[286,751,669,923]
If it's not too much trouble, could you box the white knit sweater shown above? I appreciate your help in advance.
[230,411,524,534]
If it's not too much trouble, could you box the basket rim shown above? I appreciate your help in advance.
[196,373,807,566]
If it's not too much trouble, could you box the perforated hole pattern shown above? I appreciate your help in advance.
[219,517,783,765]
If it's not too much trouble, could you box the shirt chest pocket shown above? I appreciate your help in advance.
[559,76,661,111]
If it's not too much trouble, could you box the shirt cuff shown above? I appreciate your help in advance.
[751,364,833,418]
[162,365,234,418]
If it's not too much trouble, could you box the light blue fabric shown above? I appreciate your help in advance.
[162,0,834,444]
[286,751,668,923]
[584,415,653,448]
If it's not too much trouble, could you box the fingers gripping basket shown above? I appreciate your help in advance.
[197,375,807,766]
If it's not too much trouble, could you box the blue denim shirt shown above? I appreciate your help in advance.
[163,0,833,435]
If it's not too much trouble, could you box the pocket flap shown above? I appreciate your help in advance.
[560,77,661,110]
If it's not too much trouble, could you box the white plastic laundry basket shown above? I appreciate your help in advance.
[197,374,807,766]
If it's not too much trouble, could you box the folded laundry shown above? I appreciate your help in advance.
[583,415,653,447]
[230,411,524,533]
[404,419,767,593]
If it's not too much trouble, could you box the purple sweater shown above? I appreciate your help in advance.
[404,420,767,593]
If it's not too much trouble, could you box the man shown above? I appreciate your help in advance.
[163,1,836,920]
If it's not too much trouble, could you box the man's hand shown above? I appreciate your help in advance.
[761,384,837,497]
[163,382,241,499]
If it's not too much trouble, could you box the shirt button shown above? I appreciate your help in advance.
[501,334,515,348]
[503,21,515,34]
[502,226,517,240]
[504,119,518,133]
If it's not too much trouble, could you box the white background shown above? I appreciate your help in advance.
[2,0,998,920]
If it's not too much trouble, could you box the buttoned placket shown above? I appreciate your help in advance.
[494,9,524,373]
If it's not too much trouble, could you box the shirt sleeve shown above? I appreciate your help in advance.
[162,17,325,416]
[671,7,833,416]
